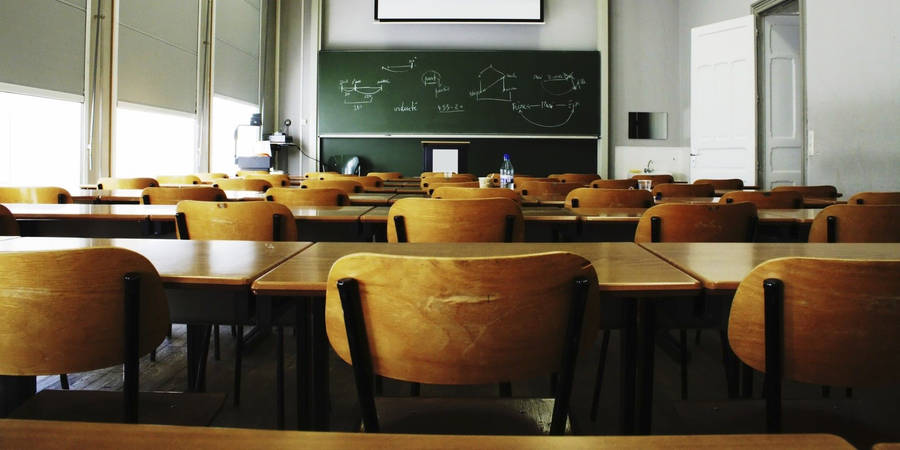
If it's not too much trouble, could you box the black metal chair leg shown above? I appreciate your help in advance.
[374,375,383,395]
[410,382,420,396]
[589,329,611,421]
[213,324,221,361]
[694,329,702,345]
[150,349,156,362]
[845,387,853,398]
[59,374,69,390]
[276,325,285,429]
[822,386,831,397]
[680,329,688,400]
[234,325,243,406]
[499,382,512,397]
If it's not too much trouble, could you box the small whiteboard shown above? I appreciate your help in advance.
[432,149,459,174]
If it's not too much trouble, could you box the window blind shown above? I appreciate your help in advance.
[214,0,261,105]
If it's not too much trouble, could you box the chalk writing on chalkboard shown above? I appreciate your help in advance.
[537,73,588,96]
[470,65,518,102]
[421,70,451,98]
[340,79,390,111]
[513,100,580,128]
[381,57,416,73]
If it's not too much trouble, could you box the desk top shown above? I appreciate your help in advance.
[0,237,311,288]
[252,242,700,297]
[654,196,721,204]
[2,203,170,220]
[360,206,582,223]
[348,192,396,206]
[640,242,900,292]
[758,208,820,223]
[0,420,853,449]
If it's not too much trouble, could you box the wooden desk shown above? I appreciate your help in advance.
[348,192,396,206]
[4,203,164,237]
[654,196,721,204]
[0,419,854,449]
[252,242,700,432]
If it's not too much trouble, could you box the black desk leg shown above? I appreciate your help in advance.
[186,324,212,392]
[636,299,657,435]
[296,299,311,430]
[276,324,285,429]
[310,299,331,430]
[619,300,637,435]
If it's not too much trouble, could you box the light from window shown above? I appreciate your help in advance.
[115,103,196,178]
[0,91,82,187]
[211,95,260,175]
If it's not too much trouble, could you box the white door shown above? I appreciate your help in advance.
[761,14,803,189]
[690,15,756,185]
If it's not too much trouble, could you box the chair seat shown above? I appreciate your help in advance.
[369,397,572,435]
[10,390,225,426]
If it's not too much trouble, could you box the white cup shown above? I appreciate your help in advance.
[478,177,490,188]
[637,179,652,191]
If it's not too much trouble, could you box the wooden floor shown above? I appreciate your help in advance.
[36,323,900,448]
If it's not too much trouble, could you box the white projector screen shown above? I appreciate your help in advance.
[375,0,543,22]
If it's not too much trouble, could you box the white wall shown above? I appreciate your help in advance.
[805,0,900,196]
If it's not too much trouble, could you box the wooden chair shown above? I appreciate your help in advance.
[195,173,229,182]
[212,178,273,192]
[319,172,353,180]
[421,172,477,180]
[772,185,838,199]
[349,176,385,189]
[652,183,715,199]
[694,178,744,190]
[301,179,364,194]
[0,248,223,425]
[305,171,339,180]
[431,186,523,204]
[326,251,599,434]
[387,198,524,243]
[140,187,226,205]
[265,187,350,206]
[565,188,653,208]
[591,179,638,190]
[514,176,558,184]
[721,191,803,209]
[728,257,900,432]
[0,204,19,236]
[236,170,269,178]
[808,205,900,243]
[631,174,675,187]
[848,192,900,205]
[420,174,476,188]
[516,181,581,198]
[174,200,297,405]
[96,177,158,190]
[0,186,73,204]
[156,175,201,185]
[423,180,479,196]
[367,171,403,180]
[246,173,291,187]
[485,173,501,188]
[548,173,600,185]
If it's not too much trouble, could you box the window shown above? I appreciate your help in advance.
[0,90,82,186]
[210,94,260,175]
[114,103,196,178]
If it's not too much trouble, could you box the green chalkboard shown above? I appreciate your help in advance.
[318,50,600,136]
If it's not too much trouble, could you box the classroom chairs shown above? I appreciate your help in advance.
[652,183,715,199]
[720,191,803,209]
[212,178,273,192]
[693,178,744,190]
[195,173,229,182]
[808,204,900,243]
[156,175,201,185]
[729,257,900,432]
[0,248,223,425]
[96,177,158,190]
[305,171,339,180]
[246,173,291,187]
[772,185,838,199]
[565,188,653,208]
[516,181,581,198]
[301,179,365,194]
[265,187,350,206]
[0,204,19,236]
[431,186,523,204]
[423,180,479,196]
[631,174,675,187]
[325,251,599,434]
[548,173,601,185]
[367,171,403,180]
[140,187,226,205]
[387,198,524,243]
[349,176,385,189]
[0,186,73,204]
[591,179,639,190]
[848,191,900,205]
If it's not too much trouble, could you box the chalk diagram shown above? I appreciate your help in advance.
[513,100,581,128]
[421,70,451,98]
[469,65,517,102]
[340,78,390,110]
[381,57,416,73]
[536,73,588,96]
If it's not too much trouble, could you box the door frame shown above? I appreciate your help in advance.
[752,0,807,186]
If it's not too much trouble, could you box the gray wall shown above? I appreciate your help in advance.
[805,0,900,196]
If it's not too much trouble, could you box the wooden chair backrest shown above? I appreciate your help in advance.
[195,172,229,182]
[694,178,744,190]
[0,248,169,375]
[246,173,291,187]
[140,187,226,205]
[420,174,476,188]
[387,197,524,243]
[175,200,297,241]
[367,171,403,180]
[0,186,72,204]
[0,204,20,236]
[514,176,558,184]
[565,188,653,208]
[634,202,758,243]
[305,171,339,180]
[212,178,273,192]
[729,257,900,387]
[431,186,523,204]
[653,183,715,198]
[485,173,501,187]
[848,191,900,205]
[516,181,581,197]
[424,181,479,196]
[300,179,364,194]
[156,175,201,185]
[808,204,900,243]
[319,172,353,180]
[265,187,349,206]
[236,170,269,178]
[591,179,638,190]
[325,251,600,384]
[772,185,838,199]
[548,173,600,185]
[348,176,384,188]
[720,190,802,209]
[96,177,158,190]
[631,174,675,187]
